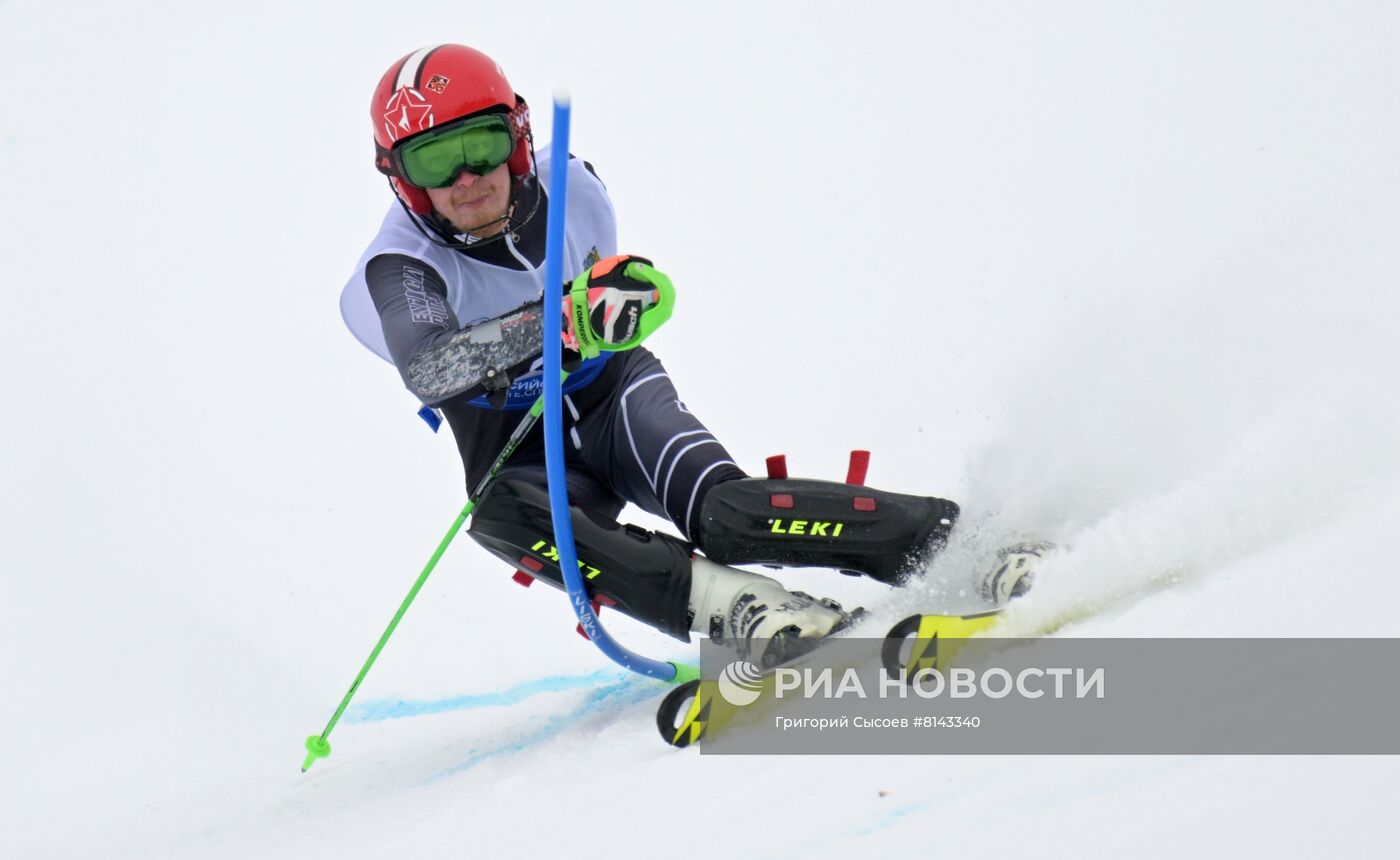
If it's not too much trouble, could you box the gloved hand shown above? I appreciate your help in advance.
[562,254,674,358]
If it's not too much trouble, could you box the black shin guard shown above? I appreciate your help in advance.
[467,478,695,640]
[692,478,960,584]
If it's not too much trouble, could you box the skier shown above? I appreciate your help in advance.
[340,44,1024,667]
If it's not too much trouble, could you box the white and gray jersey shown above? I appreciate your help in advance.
[341,148,618,407]
[340,152,745,537]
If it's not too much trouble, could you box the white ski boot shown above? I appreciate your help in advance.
[980,540,1056,606]
[688,555,854,668]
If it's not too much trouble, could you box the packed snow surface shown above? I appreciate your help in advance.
[3,1,1396,857]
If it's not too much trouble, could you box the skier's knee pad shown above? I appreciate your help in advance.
[692,478,960,584]
[468,477,695,640]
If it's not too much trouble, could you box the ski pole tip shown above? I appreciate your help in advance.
[301,734,332,772]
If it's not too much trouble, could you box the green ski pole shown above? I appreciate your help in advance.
[301,390,552,772]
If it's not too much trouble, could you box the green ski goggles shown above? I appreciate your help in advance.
[394,113,516,189]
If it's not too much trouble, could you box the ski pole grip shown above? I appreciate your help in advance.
[616,261,675,349]
[566,261,675,358]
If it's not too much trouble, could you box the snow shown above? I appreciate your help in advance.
[3,1,1397,857]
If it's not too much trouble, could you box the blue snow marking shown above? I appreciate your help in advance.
[346,668,627,723]
[845,801,931,838]
[421,673,663,783]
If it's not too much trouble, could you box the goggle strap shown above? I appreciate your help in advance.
[508,95,531,143]
[375,142,399,178]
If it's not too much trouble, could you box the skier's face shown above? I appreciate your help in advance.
[425,162,512,237]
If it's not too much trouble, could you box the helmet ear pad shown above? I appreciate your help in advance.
[393,177,434,215]
[506,138,531,177]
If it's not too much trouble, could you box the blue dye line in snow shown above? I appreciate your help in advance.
[421,673,663,783]
[346,668,629,723]
[844,801,931,838]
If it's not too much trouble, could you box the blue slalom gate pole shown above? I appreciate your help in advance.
[540,94,691,683]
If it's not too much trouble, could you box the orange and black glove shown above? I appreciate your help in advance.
[562,255,674,358]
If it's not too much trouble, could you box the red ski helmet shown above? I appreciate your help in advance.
[372,44,533,215]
